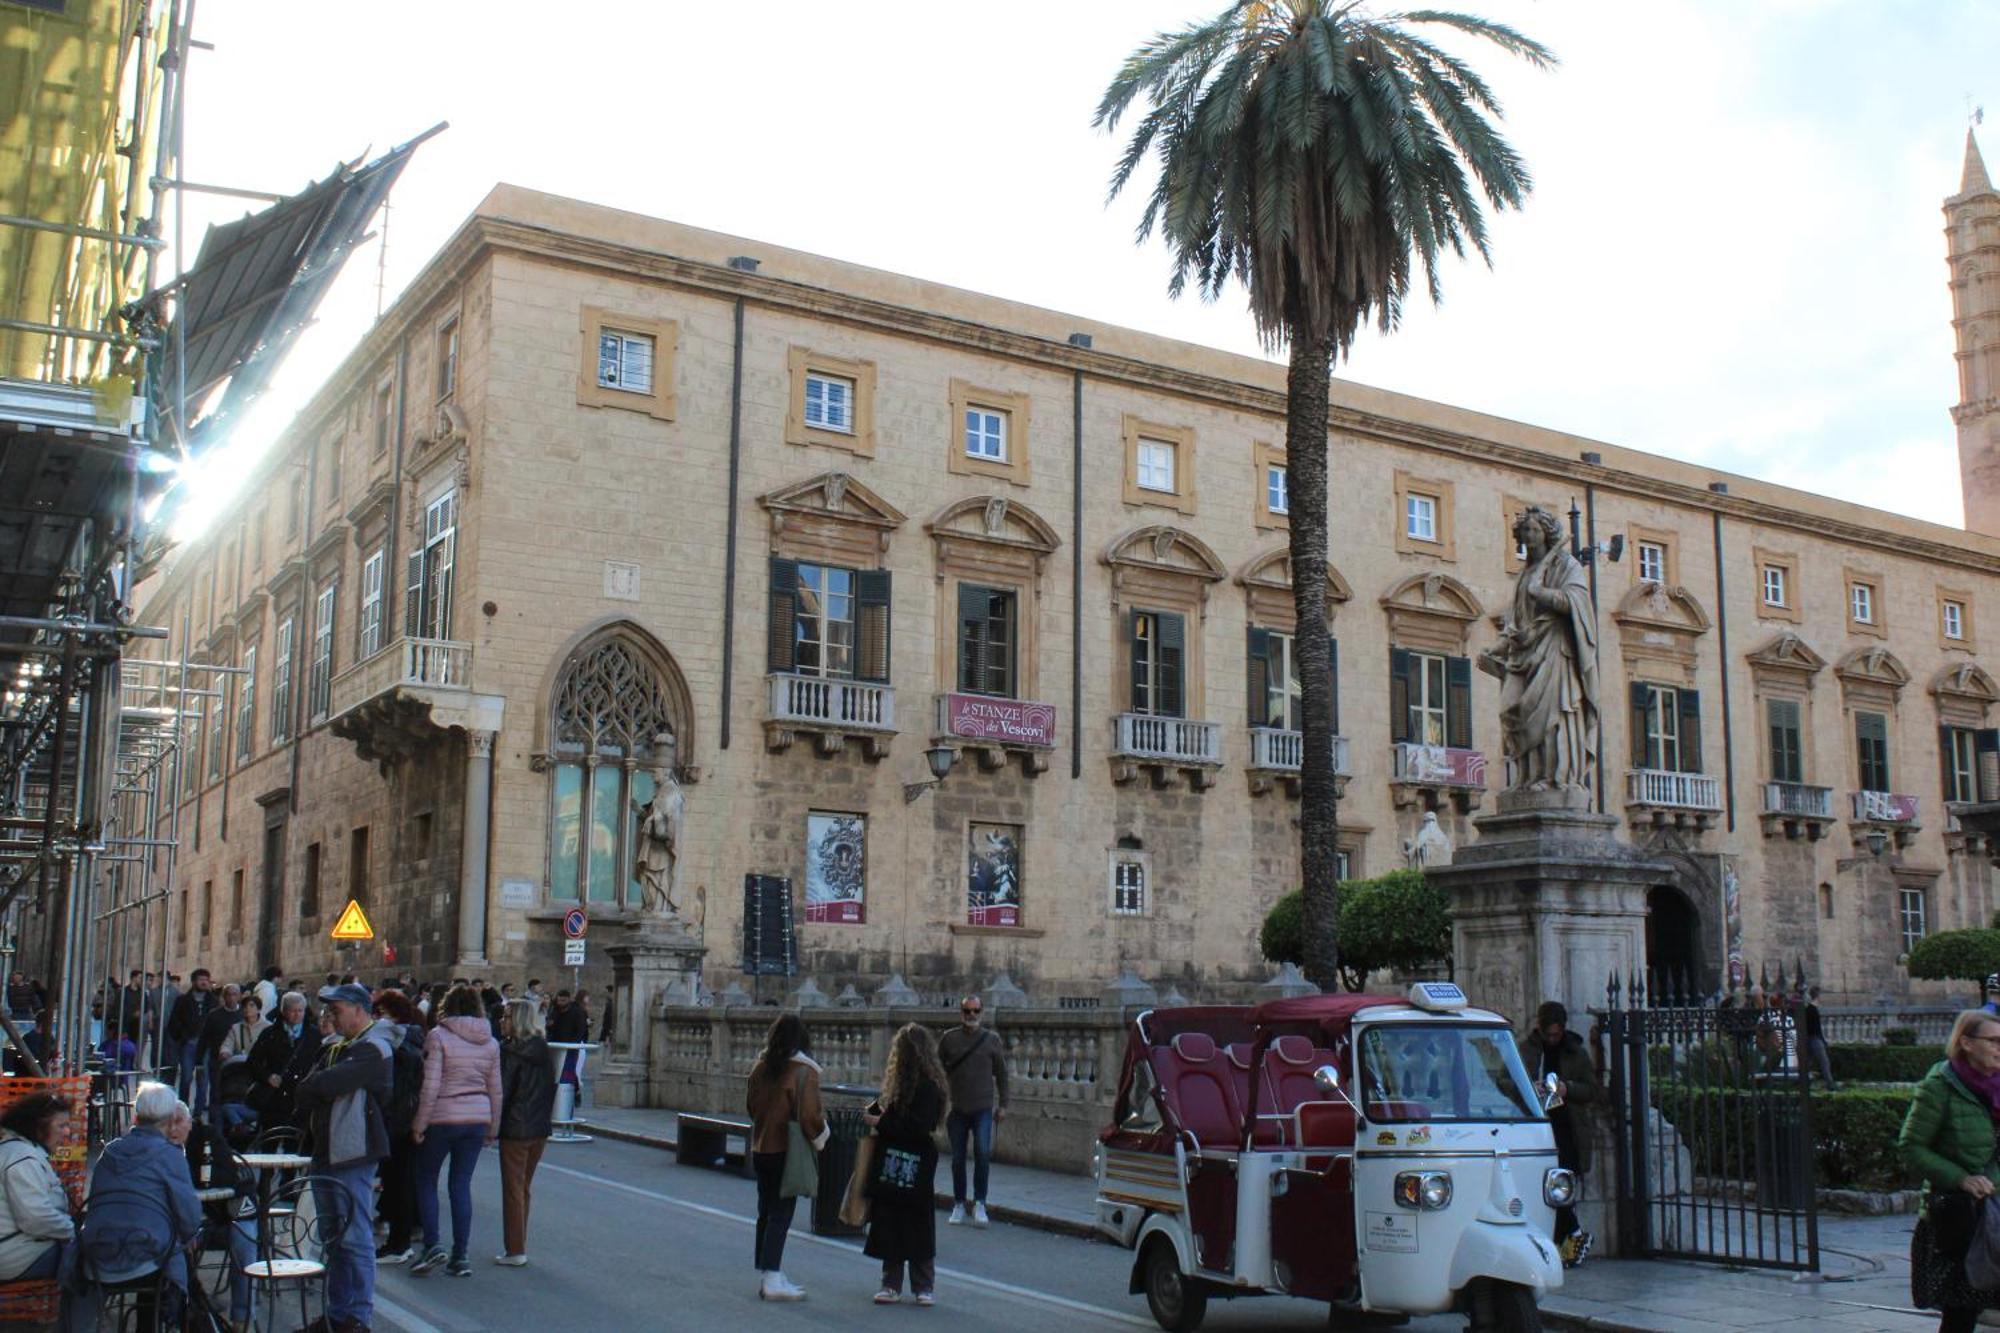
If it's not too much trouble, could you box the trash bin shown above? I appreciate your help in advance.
[1752,1081,1810,1210]
[812,1083,879,1236]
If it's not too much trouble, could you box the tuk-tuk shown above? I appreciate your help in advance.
[1092,982,1568,1332]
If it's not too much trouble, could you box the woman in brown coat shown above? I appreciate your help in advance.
[745,1013,826,1302]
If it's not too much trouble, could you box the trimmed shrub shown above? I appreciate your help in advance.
[1906,928,2000,981]
[1828,1043,1941,1082]
[1652,1084,1914,1192]
[1259,869,1452,991]
[1882,1026,1919,1047]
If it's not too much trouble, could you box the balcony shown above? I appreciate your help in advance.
[1389,742,1486,813]
[934,693,1054,777]
[1624,768,1723,833]
[1111,713,1222,791]
[1758,781,1836,841]
[1245,727,1352,798]
[765,673,895,760]
[328,637,501,768]
[1850,789,1921,852]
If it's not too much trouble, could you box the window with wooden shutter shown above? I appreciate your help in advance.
[1131,611,1185,717]
[1390,647,1413,744]
[1328,637,1340,737]
[404,551,424,641]
[1246,627,1272,727]
[1629,682,1652,771]
[1855,710,1891,792]
[767,557,799,674]
[1979,729,2000,802]
[271,619,293,744]
[1767,699,1803,785]
[1942,726,1979,804]
[957,584,1015,697]
[1676,688,1702,773]
[1445,655,1472,751]
[855,569,892,683]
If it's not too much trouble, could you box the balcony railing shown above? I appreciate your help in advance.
[1247,727,1352,775]
[1851,790,1920,823]
[1391,743,1487,788]
[768,673,895,731]
[1626,768,1723,811]
[329,637,471,718]
[1761,782,1834,819]
[1113,713,1222,766]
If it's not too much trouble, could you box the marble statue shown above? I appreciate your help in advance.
[633,735,686,923]
[1403,810,1454,868]
[1478,506,1599,794]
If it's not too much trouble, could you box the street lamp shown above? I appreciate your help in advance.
[903,745,958,803]
[1865,827,1890,858]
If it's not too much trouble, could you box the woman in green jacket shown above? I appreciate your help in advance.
[1900,1009,2000,1332]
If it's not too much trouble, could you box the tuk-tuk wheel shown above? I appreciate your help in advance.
[1465,1277,1542,1333]
[1141,1236,1207,1332]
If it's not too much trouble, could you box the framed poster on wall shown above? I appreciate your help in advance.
[967,822,1022,927]
[805,811,866,924]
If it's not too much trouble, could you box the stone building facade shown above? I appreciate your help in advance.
[122,138,2000,1005]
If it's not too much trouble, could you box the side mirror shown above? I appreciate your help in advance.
[1313,1064,1342,1096]
[1540,1071,1565,1112]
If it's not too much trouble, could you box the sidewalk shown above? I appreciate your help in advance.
[582,1104,1939,1331]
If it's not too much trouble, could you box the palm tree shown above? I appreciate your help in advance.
[1097,4,1552,991]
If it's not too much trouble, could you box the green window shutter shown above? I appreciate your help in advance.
[1389,647,1412,745]
[1328,636,1340,737]
[766,557,798,675]
[1445,655,1473,751]
[990,591,1016,698]
[1631,683,1653,770]
[957,582,985,694]
[1768,699,1802,785]
[404,551,424,639]
[855,570,892,683]
[1942,725,1959,804]
[1677,689,1702,774]
[1129,610,1148,713]
[1978,728,2000,802]
[1157,612,1186,719]
[1855,711,1889,790]
[1246,627,1271,727]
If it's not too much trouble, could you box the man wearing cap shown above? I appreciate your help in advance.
[294,983,393,1333]
[1518,1000,1600,1268]
[1982,975,2000,1017]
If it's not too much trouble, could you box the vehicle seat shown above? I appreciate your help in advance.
[1224,1043,1285,1146]
[1266,1034,1336,1116]
[1294,1100,1356,1151]
[1161,1032,1242,1149]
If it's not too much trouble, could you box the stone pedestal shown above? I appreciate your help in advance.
[597,925,705,1108]
[1430,789,1675,1028]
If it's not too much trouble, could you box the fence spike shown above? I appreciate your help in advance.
[1633,970,1647,1009]
[1794,957,1808,996]
[1607,970,1621,1010]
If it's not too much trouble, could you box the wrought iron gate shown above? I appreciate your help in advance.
[1602,979,1819,1271]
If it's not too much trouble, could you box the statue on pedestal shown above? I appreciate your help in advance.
[633,734,686,926]
[1479,507,1599,795]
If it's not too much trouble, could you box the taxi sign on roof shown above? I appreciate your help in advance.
[330,899,375,941]
[1408,981,1466,1012]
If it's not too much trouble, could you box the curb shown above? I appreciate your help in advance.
[589,1121,1103,1242]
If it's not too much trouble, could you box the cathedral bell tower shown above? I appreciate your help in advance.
[1952,128,2000,535]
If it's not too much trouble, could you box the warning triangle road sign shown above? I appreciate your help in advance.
[330,899,375,941]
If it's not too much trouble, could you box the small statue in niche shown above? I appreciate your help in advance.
[633,734,686,923]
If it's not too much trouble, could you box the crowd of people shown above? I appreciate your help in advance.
[0,967,598,1333]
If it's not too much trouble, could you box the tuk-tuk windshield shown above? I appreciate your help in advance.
[1358,1023,1544,1123]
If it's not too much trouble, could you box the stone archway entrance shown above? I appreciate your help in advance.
[1646,884,1703,992]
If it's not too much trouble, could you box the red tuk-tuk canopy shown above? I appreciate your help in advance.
[1248,993,1401,1036]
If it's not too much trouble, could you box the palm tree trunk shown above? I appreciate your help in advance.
[1284,331,1340,991]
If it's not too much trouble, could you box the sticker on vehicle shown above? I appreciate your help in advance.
[1406,1126,1432,1146]
[1375,1129,1398,1146]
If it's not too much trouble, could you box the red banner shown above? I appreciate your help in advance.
[942,695,1056,748]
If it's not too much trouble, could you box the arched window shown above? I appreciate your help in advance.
[547,637,679,905]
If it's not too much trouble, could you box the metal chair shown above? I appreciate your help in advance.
[73,1187,183,1333]
[240,1174,351,1333]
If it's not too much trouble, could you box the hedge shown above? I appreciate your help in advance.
[1828,1043,1942,1083]
[1260,869,1451,992]
[1651,1084,1914,1192]
[1906,928,2000,981]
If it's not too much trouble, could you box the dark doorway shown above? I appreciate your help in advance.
[1646,885,1702,994]
[258,815,286,971]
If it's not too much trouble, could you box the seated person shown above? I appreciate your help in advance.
[74,1083,201,1318]
[0,1093,75,1281]
[184,1118,256,1328]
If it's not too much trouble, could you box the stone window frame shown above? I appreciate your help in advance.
[1835,647,1911,795]
[1120,415,1197,515]
[433,309,461,405]
[1501,493,1558,575]
[1628,524,1679,588]
[577,305,678,421]
[1104,526,1228,724]
[1752,546,1802,624]
[926,497,1060,710]
[1392,470,1457,561]
[1108,844,1151,917]
[1844,566,1886,640]
[1745,632,1827,789]
[1253,441,1288,531]
[1940,586,1977,650]
[371,374,395,459]
[786,346,877,456]
[946,379,1031,486]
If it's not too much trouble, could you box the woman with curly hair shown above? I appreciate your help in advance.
[863,1023,948,1306]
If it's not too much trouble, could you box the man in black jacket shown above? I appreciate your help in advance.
[193,983,241,1116]
[167,968,217,1102]
[294,984,392,1333]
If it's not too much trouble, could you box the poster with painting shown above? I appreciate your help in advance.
[804,812,866,924]
[966,822,1022,927]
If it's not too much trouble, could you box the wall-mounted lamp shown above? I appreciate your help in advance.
[1865,827,1890,858]
[902,745,958,803]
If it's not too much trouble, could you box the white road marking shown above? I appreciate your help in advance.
[539,1160,1155,1328]
[373,1291,451,1333]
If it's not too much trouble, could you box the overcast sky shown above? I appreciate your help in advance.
[167,0,1996,537]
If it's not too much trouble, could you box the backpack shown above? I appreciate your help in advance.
[385,1030,424,1137]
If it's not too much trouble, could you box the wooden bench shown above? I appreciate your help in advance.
[677,1113,752,1176]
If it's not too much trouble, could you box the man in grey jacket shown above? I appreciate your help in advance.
[293,984,391,1333]
[937,995,1008,1227]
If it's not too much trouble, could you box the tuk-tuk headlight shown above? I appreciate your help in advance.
[1394,1170,1453,1210]
[1544,1168,1578,1208]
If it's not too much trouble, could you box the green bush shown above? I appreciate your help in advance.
[1828,1043,1940,1082]
[1260,891,1305,969]
[1652,1084,1915,1192]
[1880,1027,1919,1048]
[1259,870,1452,991]
[1906,928,2000,981]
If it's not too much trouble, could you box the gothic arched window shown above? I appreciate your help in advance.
[547,637,677,905]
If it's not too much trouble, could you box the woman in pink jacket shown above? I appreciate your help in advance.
[409,985,501,1278]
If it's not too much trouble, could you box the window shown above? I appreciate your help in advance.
[373,383,393,457]
[235,644,257,761]
[1336,849,1352,881]
[1819,882,1833,920]
[249,514,264,572]
[804,372,854,433]
[1946,600,1967,641]
[436,317,459,401]
[956,585,1017,698]
[324,434,342,505]
[1631,683,1701,773]
[1850,582,1874,625]
[1391,649,1464,748]
[1405,493,1438,542]
[200,880,212,938]
[1121,416,1196,513]
[1754,547,1801,622]
[358,550,385,659]
[1855,710,1892,792]
[1900,887,1928,955]
[546,637,678,906]
[1266,464,1288,516]
[1254,443,1288,529]
[301,843,321,919]
[1112,859,1146,916]
[1128,610,1186,718]
[178,888,189,943]
[1941,726,1991,805]
[1767,698,1804,785]
[206,669,227,782]
[596,328,655,394]
[230,868,244,934]
[309,585,336,722]
[1136,439,1175,492]
[286,479,302,538]
[409,490,456,640]
[1245,628,1334,735]
[1761,565,1787,608]
[766,558,891,683]
[270,619,293,744]
[1636,541,1666,584]
[965,407,1006,461]
[350,827,370,904]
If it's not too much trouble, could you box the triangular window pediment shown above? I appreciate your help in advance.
[1933,661,2000,705]
[1835,646,1911,693]
[1237,548,1352,602]
[1379,572,1481,623]
[1102,525,1227,583]
[759,472,907,531]
[1613,581,1711,637]
[1745,631,1826,680]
